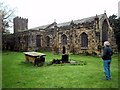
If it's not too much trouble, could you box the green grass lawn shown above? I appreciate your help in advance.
[0,51,2,89]
[2,51,118,88]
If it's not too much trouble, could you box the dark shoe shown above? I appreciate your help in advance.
[106,78,111,80]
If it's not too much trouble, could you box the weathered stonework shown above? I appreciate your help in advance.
[2,13,117,55]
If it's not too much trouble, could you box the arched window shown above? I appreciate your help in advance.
[81,32,88,48]
[102,19,108,44]
[46,36,50,47]
[61,34,67,45]
[36,35,41,47]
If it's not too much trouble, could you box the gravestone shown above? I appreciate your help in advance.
[62,54,69,63]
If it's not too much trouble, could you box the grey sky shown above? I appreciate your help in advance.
[2,0,120,33]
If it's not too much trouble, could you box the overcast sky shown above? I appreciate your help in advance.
[2,0,120,33]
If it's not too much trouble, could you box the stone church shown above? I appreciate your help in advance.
[2,13,117,55]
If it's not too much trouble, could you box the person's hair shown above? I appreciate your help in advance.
[104,41,110,47]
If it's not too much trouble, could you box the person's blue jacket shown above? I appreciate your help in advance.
[102,46,113,60]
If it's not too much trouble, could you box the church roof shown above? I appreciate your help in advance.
[57,14,104,27]
[29,22,56,30]
[73,14,104,24]
[30,13,105,30]
[30,24,50,30]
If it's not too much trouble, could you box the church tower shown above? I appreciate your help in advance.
[13,16,28,33]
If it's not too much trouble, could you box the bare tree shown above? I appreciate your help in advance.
[0,2,15,34]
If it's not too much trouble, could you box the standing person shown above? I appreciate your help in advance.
[102,41,113,80]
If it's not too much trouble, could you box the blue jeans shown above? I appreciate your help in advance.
[103,60,111,80]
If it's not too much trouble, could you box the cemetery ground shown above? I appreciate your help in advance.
[2,51,118,88]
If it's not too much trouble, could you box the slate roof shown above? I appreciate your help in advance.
[73,14,104,25]
[57,14,104,27]
[30,24,50,30]
[57,21,71,27]
[29,14,105,30]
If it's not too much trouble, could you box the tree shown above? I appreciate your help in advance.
[0,2,15,34]
[109,15,120,51]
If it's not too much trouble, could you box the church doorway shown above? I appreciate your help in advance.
[62,46,66,54]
